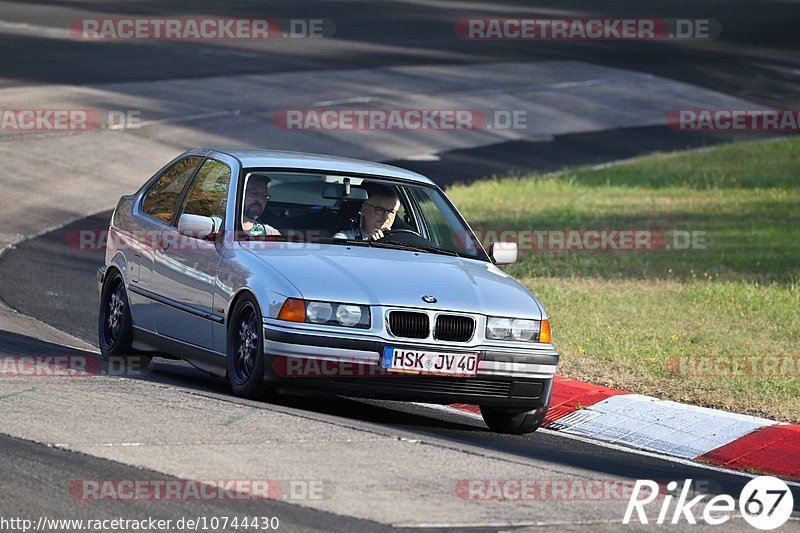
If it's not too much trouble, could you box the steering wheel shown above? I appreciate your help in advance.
[379,228,421,239]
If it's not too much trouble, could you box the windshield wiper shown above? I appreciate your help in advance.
[313,237,370,246]
[311,237,459,257]
[367,240,459,257]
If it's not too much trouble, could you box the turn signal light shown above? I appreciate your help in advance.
[539,319,552,344]
[278,298,306,323]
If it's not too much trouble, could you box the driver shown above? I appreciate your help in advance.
[333,183,400,241]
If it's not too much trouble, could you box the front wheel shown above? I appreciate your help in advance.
[227,294,268,399]
[480,405,548,434]
[98,270,151,367]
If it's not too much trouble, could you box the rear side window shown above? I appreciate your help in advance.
[141,157,202,223]
[178,159,231,230]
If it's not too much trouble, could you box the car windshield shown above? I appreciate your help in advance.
[238,170,487,261]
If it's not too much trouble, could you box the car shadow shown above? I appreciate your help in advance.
[0,327,483,431]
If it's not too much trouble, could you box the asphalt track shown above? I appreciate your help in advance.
[1,0,798,108]
[1,0,800,529]
[0,433,391,533]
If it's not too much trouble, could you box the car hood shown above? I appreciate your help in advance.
[246,244,544,319]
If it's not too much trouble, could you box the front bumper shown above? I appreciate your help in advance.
[262,323,557,409]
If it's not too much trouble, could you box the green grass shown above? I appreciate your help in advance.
[448,137,800,422]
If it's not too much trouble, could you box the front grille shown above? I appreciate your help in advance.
[388,311,429,339]
[320,376,513,398]
[434,315,475,342]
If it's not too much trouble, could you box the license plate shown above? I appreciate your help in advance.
[381,347,478,377]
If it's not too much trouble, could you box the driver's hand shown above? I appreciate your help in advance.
[368,225,392,241]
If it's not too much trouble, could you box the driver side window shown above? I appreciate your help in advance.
[408,187,475,255]
[178,159,231,232]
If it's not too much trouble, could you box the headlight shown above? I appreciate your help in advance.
[511,319,538,341]
[486,317,512,339]
[336,304,362,327]
[279,298,370,328]
[486,316,545,342]
[306,301,333,323]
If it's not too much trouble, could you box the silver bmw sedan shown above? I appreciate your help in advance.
[97,149,558,434]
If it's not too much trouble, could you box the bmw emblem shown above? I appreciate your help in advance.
[421,295,437,303]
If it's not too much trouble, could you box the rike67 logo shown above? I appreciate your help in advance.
[624,477,794,530]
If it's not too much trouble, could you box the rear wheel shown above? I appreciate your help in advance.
[98,270,151,367]
[227,294,268,399]
[480,405,548,434]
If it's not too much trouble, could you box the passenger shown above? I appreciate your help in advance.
[242,174,280,236]
[333,183,400,241]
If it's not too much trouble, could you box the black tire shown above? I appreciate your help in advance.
[480,405,548,434]
[227,293,268,399]
[98,270,151,367]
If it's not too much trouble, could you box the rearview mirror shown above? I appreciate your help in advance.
[491,242,518,265]
[322,183,368,200]
[178,214,216,240]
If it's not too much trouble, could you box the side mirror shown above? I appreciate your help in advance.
[178,214,216,240]
[491,242,518,265]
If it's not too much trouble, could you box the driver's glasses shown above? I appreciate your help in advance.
[366,203,398,217]
[246,191,270,202]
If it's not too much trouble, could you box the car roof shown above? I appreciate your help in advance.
[192,148,436,186]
